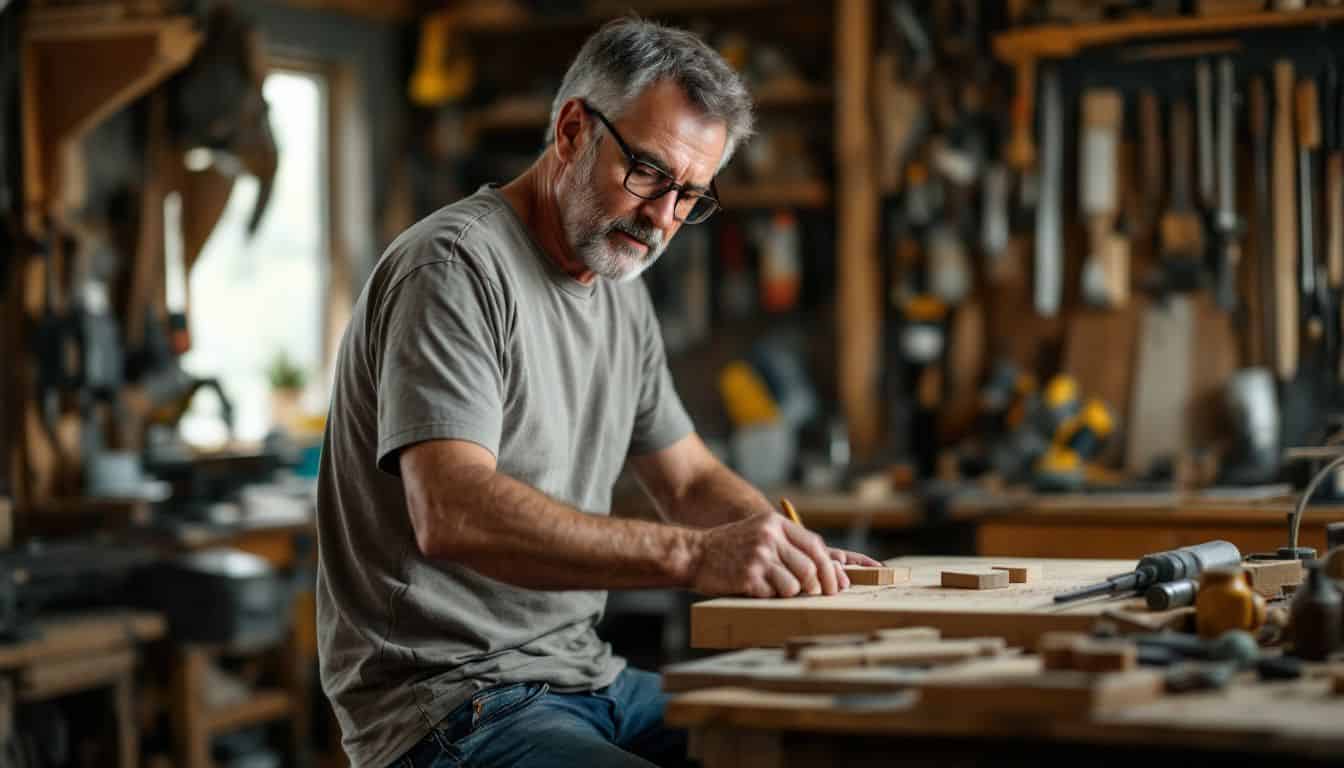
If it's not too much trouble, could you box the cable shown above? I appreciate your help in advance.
[1289,451,1344,551]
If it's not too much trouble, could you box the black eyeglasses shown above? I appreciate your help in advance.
[580,102,721,225]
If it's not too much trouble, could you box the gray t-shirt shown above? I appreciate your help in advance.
[315,185,694,768]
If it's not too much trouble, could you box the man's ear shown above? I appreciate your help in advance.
[553,98,587,165]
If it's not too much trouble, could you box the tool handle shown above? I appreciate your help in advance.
[1197,58,1216,208]
[1298,79,1321,151]
[1274,59,1300,379]
[1140,89,1163,235]
[1171,100,1195,209]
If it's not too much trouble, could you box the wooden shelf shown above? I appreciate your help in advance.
[719,180,830,209]
[205,689,293,734]
[21,16,201,231]
[994,8,1344,61]
[467,80,830,136]
[455,0,795,34]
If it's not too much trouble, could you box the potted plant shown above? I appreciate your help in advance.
[267,349,308,432]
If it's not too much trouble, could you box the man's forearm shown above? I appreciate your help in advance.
[412,465,702,591]
[665,461,775,528]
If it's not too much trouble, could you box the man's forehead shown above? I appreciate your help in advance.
[616,82,727,185]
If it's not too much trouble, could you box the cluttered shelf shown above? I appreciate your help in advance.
[993,7,1344,61]
[453,0,802,35]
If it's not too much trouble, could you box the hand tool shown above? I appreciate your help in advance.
[1034,67,1062,316]
[1196,58,1217,213]
[1161,98,1205,290]
[1273,60,1300,380]
[1250,77,1275,367]
[1138,89,1163,241]
[1214,57,1242,311]
[1080,89,1126,307]
[1053,541,1242,604]
[1296,79,1325,347]
[1326,57,1343,290]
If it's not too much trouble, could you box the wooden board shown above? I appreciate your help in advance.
[1126,297,1195,474]
[666,674,1344,756]
[691,557,1143,649]
[917,669,1164,719]
[0,611,164,669]
[662,647,1039,695]
[992,564,1043,583]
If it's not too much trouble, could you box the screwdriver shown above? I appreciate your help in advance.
[1053,540,1242,604]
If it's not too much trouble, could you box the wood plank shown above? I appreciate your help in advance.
[691,557,1140,649]
[19,649,135,700]
[1126,296,1195,474]
[917,669,1164,719]
[205,689,293,734]
[0,611,164,669]
[1242,559,1304,597]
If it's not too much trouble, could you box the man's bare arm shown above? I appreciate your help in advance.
[630,434,882,569]
[401,439,843,597]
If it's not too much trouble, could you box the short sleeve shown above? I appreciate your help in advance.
[373,259,508,475]
[627,287,694,456]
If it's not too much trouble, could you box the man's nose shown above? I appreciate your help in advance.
[641,190,679,232]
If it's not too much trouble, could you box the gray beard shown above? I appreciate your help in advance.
[562,140,667,283]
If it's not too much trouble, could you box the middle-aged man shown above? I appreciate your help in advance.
[316,17,881,768]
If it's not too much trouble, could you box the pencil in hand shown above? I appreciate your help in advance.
[779,498,802,526]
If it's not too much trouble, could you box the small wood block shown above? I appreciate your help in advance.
[844,565,911,586]
[869,626,941,643]
[1038,632,1086,670]
[1331,665,1344,695]
[917,669,1165,719]
[863,640,983,667]
[797,645,866,671]
[940,570,1011,590]
[967,637,1009,656]
[991,564,1043,583]
[1242,559,1305,598]
[1072,638,1138,673]
[783,633,869,661]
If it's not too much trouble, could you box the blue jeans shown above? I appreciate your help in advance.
[390,668,692,768]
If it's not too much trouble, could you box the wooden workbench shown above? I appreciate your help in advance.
[666,674,1344,767]
[0,610,165,767]
[691,556,1193,650]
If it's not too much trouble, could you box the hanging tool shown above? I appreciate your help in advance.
[1213,58,1242,312]
[1138,89,1164,241]
[1196,58,1217,214]
[1161,99,1205,290]
[1273,60,1300,380]
[1297,79,1327,351]
[1035,67,1062,317]
[1080,89,1126,307]
[1326,58,1343,290]
[1053,540,1242,604]
[1250,77,1275,368]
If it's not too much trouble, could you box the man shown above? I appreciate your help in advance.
[316,18,879,768]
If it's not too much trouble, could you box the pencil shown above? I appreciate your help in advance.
[780,497,802,526]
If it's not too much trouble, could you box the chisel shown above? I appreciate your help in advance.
[1161,98,1205,289]
[1273,60,1300,380]
[1035,67,1062,317]
[1138,89,1163,240]
[1214,57,1241,312]
[1297,79,1323,344]
[1250,77,1274,368]
[1197,58,1217,213]
[1080,89,1125,307]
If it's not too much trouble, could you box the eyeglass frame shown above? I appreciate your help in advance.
[578,101,721,225]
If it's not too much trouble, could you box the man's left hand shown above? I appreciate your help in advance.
[827,548,883,568]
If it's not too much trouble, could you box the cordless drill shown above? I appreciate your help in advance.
[1053,540,1242,604]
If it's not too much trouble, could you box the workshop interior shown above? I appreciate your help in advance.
[3,0,1344,766]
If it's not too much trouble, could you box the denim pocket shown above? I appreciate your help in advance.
[472,682,549,729]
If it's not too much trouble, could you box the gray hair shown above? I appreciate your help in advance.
[548,18,754,170]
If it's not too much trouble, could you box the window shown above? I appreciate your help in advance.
[179,69,328,446]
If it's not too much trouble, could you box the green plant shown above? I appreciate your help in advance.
[267,349,307,391]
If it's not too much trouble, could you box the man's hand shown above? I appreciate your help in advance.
[689,512,850,598]
[827,548,883,568]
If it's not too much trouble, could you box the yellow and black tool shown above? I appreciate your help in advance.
[1033,398,1115,491]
